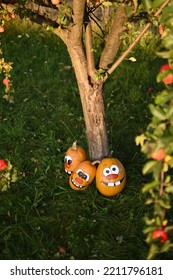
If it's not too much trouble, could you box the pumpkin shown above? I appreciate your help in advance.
[64,141,87,175]
[69,160,96,191]
[96,158,126,197]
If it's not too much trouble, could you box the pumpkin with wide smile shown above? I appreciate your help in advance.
[96,158,126,197]
[69,160,96,191]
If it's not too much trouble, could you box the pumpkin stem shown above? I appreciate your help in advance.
[72,140,78,150]
[109,150,114,157]
[92,160,100,165]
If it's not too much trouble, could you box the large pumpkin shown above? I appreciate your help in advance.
[64,141,87,175]
[96,158,126,197]
[69,160,96,191]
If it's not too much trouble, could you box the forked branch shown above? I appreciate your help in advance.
[85,21,96,80]
[104,0,170,81]
[99,5,128,70]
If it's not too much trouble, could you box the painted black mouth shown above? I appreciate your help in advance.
[102,177,125,187]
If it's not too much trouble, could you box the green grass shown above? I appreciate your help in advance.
[0,18,172,260]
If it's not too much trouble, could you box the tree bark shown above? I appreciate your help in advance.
[99,5,127,70]
[55,1,109,161]
[67,44,109,161]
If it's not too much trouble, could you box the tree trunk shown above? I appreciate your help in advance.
[53,1,111,160]
[78,80,109,161]
[66,44,109,161]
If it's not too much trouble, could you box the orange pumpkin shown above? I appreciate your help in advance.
[64,141,87,175]
[69,160,96,191]
[96,158,126,197]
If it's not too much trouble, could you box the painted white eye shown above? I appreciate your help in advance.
[103,168,111,176]
[110,165,119,174]
[76,169,83,176]
[84,173,90,182]
[64,156,72,164]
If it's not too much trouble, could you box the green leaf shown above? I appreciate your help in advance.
[156,50,173,59]
[163,35,173,49]
[166,105,173,118]
[149,104,166,120]
[11,168,18,183]
[142,180,159,192]
[143,226,156,234]
[125,5,133,17]
[98,68,106,74]
[160,240,172,253]
[135,133,147,146]
[153,123,166,137]
[102,1,113,7]
[155,91,173,105]
[160,5,173,23]
[157,199,171,209]
[165,186,173,193]
[144,216,156,226]
[142,160,162,175]
[142,0,152,12]
[147,244,158,260]
[132,0,139,12]
[152,0,165,10]
[145,198,154,205]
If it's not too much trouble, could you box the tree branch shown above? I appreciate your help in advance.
[104,0,170,82]
[1,0,60,21]
[72,0,86,39]
[85,21,96,80]
[99,5,127,70]
[25,0,59,21]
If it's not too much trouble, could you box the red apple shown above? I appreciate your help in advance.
[159,64,173,85]
[152,227,168,243]
[59,247,66,253]
[0,26,5,33]
[159,25,166,36]
[0,159,7,170]
[9,13,16,19]
[3,78,10,86]
[150,148,166,161]
[51,0,61,5]
[160,64,170,72]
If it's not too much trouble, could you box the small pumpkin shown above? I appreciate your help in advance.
[64,141,87,175]
[96,157,126,197]
[69,160,96,191]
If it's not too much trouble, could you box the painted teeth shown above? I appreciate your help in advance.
[107,181,120,187]
[72,179,83,188]
[103,181,121,187]
[65,170,71,175]
[108,182,115,187]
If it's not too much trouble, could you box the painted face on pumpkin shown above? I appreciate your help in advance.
[64,143,87,175]
[69,160,96,191]
[96,158,126,197]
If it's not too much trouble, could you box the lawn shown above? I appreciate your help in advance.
[0,18,172,260]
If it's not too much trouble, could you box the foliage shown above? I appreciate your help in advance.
[0,8,15,102]
[136,0,173,259]
[0,159,18,192]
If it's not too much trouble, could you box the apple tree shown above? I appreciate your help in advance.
[136,0,173,259]
[0,8,15,102]
[0,0,169,161]
[0,8,18,191]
